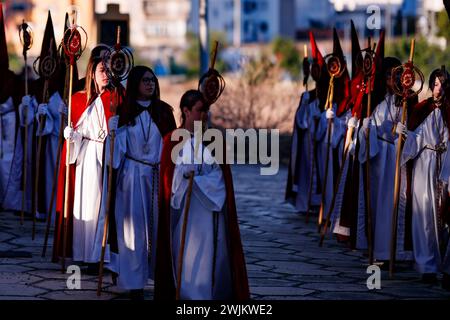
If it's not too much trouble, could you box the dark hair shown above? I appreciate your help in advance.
[382,57,401,75]
[429,67,449,92]
[84,56,105,105]
[117,65,160,126]
[179,89,206,125]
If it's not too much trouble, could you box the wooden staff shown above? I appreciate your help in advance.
[305,117,319,224]
[42,60,69,257]
[61,64,74,273]
[364,86,374,264]
[319,117,356,246]
[98,26,124,296]
[317,74,335,232]
[19,20,32,226]
[389,39,416,278]
[32,38,56,240]
[176,171,195,300]
[32,80,48,240]
[59,17,87,272]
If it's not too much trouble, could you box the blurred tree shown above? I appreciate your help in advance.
[437,9,450,42]
[386,36,450,84]
[184,31,227,78]
[271,37,301,80]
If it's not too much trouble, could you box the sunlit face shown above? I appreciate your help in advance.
[183,100,209,126]
[139,71,156,99]
[94,62,109,91]
[433,77,443,99]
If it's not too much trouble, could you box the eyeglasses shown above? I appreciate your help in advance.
[142,77,155,85]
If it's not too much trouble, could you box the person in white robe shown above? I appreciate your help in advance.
[398,69,450,282]
[94,66,176,299]
[2,95,37,214]
[63,57,110,265]
[286,90,322,213]
[0,97,18,207]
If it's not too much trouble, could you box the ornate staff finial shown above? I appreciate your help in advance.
[198,41,226,105]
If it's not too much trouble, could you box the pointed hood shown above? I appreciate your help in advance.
[370,29,386,109]
[349,21,365,119]
[32,11,59,102]
[309,31,329,111]
[332,28,351,116]
[309,31,324,70]
[0,3,8,72]
[351,20,361,78]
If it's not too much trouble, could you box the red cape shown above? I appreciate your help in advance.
[52,90,117,262]
[154,130,250,300]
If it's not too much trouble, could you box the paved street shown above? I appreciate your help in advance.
[0,164,450,300]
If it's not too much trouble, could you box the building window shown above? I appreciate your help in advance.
[243,1,257,14]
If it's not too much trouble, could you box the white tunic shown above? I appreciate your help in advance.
[94,101,163,290]
[315,103,349,220]
[2,96,37,213]
[356,94,412,261]
[288,94,322,212]
[331,118,359,237]
[402,107,449,273]
[68,96,107,263]
[0,97,18,206]
[171,136,232,300]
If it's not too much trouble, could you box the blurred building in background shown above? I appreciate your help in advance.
[1,0,448,74]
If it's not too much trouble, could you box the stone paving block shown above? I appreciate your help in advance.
[312,291,393,300]
[249,278,298,287]
[38,290,117,300]
[0,272,42,285]
[287,275,357,284]
[300,282,375,292]
[251,286,314,296]
[0,264,34,273]
[0,284,47,296]
[0,296,46,300]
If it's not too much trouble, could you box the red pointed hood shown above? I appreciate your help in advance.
[333,28,351,117]
[309,31,324,70]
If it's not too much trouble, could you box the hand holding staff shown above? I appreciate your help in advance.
[389,39,424,278]
[60,17,87,272]
[18,20,33,226]
[97,25,133,296]
[317,53,346,233]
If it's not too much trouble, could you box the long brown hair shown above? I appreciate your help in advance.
[118,66,160,126]
[84,56,105,105]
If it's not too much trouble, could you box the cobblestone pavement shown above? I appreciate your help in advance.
[0,164,450,300]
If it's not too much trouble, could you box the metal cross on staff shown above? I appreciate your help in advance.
[18,20,33,226]
[97,25,133,296]
[389,39,424,278]
[31,38,58,241]
[317,52,346,233]
[60,16,87,273]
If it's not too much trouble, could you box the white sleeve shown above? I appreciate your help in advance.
[358,118,379,163]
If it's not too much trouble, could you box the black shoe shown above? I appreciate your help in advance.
[421,273,438,284]
[85,263,100,276]
[129,289,144,300]
[443,273,450,291]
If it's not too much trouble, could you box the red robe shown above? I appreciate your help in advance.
[154,130,250,300]
[52,90,117,262]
